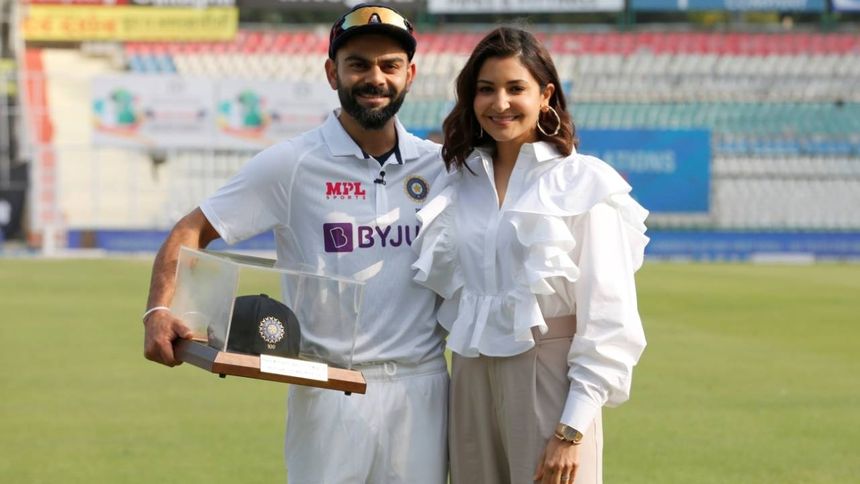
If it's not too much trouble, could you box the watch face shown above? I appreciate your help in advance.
[558,424,583,443]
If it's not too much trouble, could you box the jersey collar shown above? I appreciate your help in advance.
[322,109,419,164]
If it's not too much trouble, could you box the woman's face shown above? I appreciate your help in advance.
[473,55,553,148]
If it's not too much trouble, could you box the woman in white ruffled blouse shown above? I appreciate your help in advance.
[411,28,649,484]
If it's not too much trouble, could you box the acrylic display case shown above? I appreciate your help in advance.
[172,246,367,394]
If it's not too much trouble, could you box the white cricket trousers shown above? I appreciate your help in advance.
[449,316,603,484]
[285,357,449,484]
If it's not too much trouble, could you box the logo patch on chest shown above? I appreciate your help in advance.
[325,181,367,200]
[404,176,429,202]
[323,223,420,253]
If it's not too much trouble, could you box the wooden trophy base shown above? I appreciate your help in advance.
[175,339,367,394]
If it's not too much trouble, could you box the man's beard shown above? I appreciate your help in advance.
[337,79,407,130]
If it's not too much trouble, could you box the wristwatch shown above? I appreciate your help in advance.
[554,423,584,445]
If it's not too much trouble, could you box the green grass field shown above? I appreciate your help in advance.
[1,258,858,483]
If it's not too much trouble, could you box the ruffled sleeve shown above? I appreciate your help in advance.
[411,170,464,299]
[504,153,649,434]
[508,155,649,272]
[504,154,649,340]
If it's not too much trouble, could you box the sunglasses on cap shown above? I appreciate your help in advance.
[329,5,416,59]
[334,5,413,35]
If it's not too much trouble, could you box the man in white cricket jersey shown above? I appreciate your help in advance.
[141,4,448,483]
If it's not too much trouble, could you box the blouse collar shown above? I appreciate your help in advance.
[472,140,570,165]
[530,140,568,162]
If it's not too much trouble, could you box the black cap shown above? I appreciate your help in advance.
[227,294,301,358]
[328,3,416,61]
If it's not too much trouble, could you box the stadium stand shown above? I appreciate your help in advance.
[124,32,860,101]
[110,30,860,233]
[21,49,172,231]
[15,27,860,253]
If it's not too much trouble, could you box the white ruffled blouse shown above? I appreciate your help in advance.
[411,141,649,432]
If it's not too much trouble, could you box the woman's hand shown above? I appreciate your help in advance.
[533,436,581,484]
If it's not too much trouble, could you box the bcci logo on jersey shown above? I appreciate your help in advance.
[323,223,420,253]
[404,176,428,202]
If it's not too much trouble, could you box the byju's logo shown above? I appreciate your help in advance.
[325,182,367,200]
[323,223,353,252]
[323,223,420,253]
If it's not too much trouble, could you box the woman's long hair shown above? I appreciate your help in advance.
[441,27,577,171]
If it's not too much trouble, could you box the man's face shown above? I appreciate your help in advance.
[325,34,415,130]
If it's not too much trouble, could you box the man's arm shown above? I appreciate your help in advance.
[143,208,221,367]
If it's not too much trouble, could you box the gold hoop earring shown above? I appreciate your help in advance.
[537,106,561,137]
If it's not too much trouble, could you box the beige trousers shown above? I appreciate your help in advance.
[449,317,603,484]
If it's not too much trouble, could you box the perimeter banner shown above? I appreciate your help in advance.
[23,1,235,5]
[577,129,711,213]
[214,79,339,150]
[128,0,235,5]
[21,6,238,41]
[91,75,338,150]
[428,0,623,13]
[631,0,825,11]
[92,76,215,149]
[23,1,131,4]
[239,0,421,10]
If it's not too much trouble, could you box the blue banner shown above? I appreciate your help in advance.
[833,0,860,11]
[64,229,860,261]
[632,0,825,11]
[577,129,710,213]
[646,231,860,260]
[66,230,275,252]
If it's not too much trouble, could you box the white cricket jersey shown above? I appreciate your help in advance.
[200,111,446,365]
